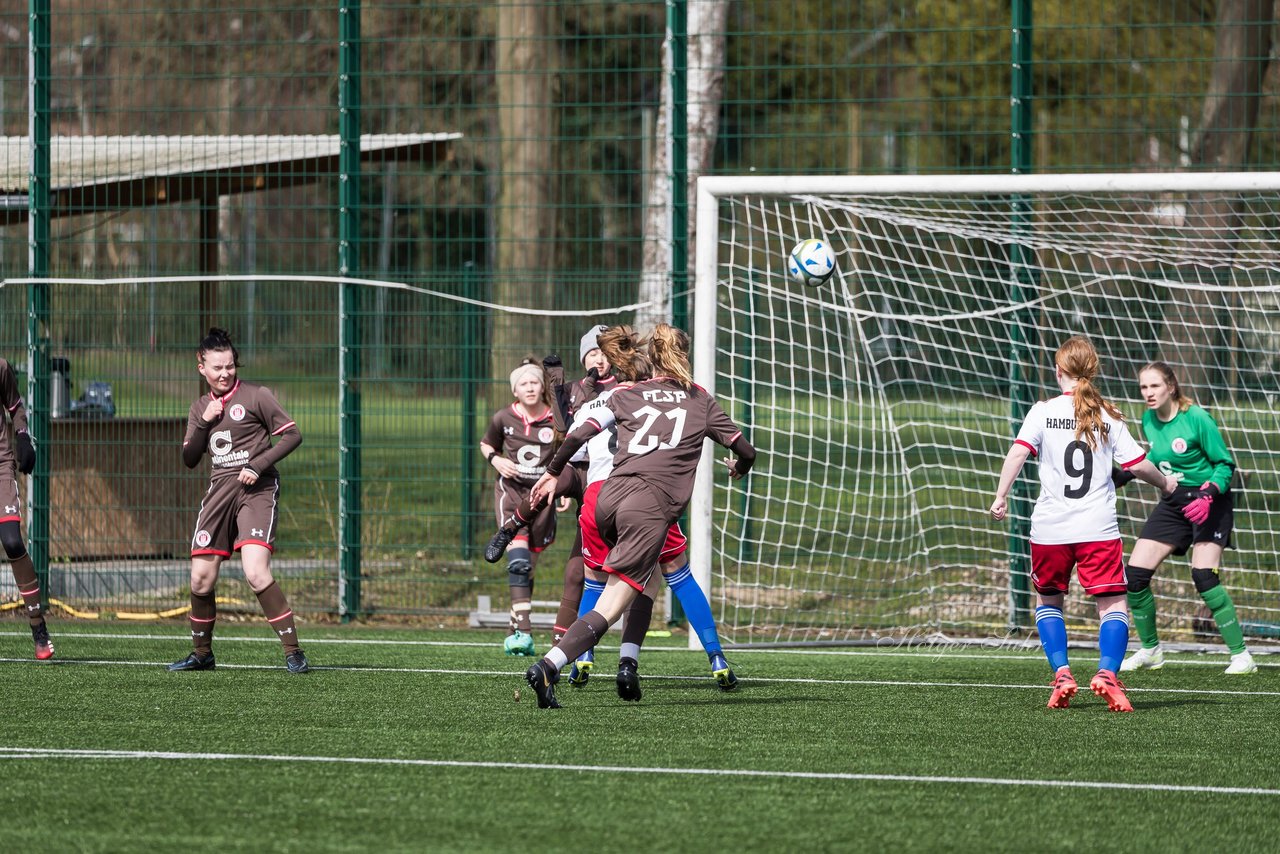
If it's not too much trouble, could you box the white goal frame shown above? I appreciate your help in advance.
[690,170,1280,650]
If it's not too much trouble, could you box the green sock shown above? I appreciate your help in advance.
[1127,587,1160,648]
[1201,585,1246,655]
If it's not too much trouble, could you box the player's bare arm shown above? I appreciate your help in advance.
[1126,458,1175,495]
[990,444,1032,521]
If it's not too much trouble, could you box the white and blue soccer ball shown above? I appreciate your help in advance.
[787,238,836,287]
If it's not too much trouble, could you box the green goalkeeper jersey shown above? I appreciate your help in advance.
[1140,404,1235,494]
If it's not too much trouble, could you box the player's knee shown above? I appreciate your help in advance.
[0,521,26,559]
[1125,565,1155,594]
[507,562,532,588]
[1191,567,1221,593]
[507,547,533,589]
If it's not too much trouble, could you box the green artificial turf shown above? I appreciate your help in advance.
[0,622,1276,852]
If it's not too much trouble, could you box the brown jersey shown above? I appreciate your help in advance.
[601,377,744,507]
[182,380,302,480]
[482,403,557,485]
[0,358,28,471]
[567,373,617,418]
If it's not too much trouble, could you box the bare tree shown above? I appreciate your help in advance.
[491,0,559,382]
[636,0,729,332]
[1165,0,1273,402]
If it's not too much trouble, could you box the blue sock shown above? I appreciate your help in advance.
[1097,611,1131,674]
[578,578,605,619]
[664,563,723,658]
[1035,605,1069,671]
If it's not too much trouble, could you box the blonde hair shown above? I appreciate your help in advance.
[1140,360,1194,412]
[645,323,693,389]
[597,325,651,382]
[1056,336,1123,450]
[509,359,550,406]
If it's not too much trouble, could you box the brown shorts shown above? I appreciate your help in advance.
[494,477,557,552]
[191,474,281,557]
[0,469,20,524]
[593,475,684,591]
[580,479,687,571]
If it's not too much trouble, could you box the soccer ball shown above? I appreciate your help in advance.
[787,238,836,287]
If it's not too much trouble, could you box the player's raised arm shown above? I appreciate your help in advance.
[541,353,571,433]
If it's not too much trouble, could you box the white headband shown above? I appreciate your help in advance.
[510,363,543,395]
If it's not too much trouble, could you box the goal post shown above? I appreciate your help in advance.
[692,171,1280,648]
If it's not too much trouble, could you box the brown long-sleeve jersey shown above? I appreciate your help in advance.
[182,380,301,480]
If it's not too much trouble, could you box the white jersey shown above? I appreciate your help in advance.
[1014,393,1145,544]
[568,387,619,485]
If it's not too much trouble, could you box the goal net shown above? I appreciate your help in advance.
[691,173,1280,648]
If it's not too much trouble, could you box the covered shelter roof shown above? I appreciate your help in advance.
[0,133,460,226]
[1,132,460,327]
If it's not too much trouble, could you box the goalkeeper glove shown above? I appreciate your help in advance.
[1182,482,1219,525]
[15,429,34,475]
[1111,467,1136,488]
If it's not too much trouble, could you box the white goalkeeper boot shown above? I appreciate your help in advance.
[1119,645,1164,672]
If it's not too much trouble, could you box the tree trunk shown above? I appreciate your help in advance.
[1164,0,1272,404]
[492,0,559,383]
[637,0,729,333]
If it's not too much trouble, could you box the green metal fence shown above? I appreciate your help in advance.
[1,1,1277,619]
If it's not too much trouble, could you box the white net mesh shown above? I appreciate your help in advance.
[695,175,1280,647]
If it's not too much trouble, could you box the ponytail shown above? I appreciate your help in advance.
[597,325,652,382]
[1071,376,1124,450]
[1055,335,1122,450]
[645,323,693,389]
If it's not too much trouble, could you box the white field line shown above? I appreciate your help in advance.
[0,630,499,647]
[0,746,1276,797]
[2,656,1279,698]
[0,630,1269,668]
